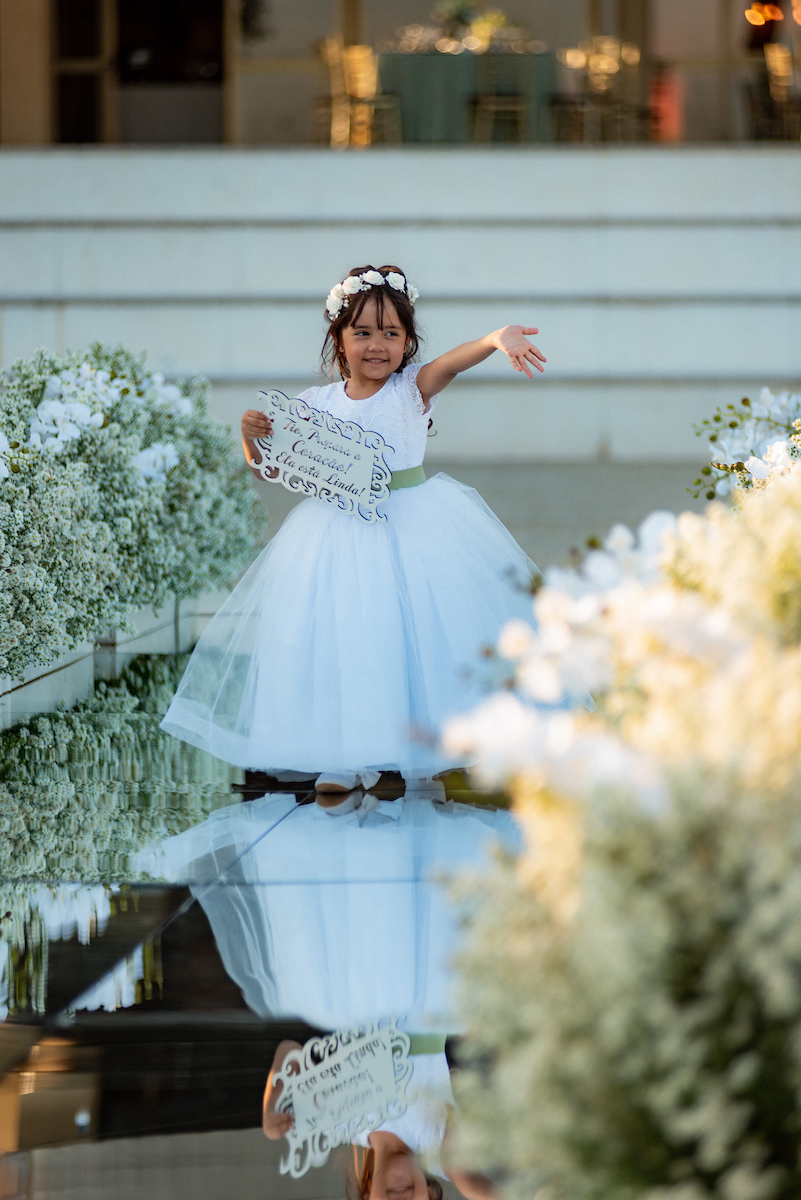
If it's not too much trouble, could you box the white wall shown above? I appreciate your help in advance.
[0,145,799,461]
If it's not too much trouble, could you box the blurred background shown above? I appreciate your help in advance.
[1,0,800,560]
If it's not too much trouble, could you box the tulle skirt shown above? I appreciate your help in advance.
[160,473,536,777]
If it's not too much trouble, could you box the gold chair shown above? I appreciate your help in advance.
[318,36,401,148]
[472,54,527,142]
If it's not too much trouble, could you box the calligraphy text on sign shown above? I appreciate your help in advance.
[254,390,392,523]
[291,1031,399,1137]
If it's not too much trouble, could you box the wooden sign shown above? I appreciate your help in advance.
[274,1021,412,1178]
[254,390,393,524]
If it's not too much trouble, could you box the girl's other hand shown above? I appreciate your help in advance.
[242,410,273,439]
[262,1038,301,1140]
[262,1109,294,1139]
[494,326,546,378]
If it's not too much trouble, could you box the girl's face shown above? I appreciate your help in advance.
[369,1148,431,1200]
[340,296,409,383]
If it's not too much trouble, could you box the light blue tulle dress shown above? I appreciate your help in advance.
[160,364,536,779]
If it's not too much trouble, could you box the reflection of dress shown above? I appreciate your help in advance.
[154,793,520,1164]
[155,793,521,1031]
[160,364,536,779]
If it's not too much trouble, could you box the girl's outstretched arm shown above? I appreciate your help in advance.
[416,326,545,408]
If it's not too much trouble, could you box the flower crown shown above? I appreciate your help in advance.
[325,270,420,321]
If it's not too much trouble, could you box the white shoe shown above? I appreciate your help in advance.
[315,771,381,793]
[315,789,380,819]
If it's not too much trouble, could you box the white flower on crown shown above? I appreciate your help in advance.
[326,283,347,318]
[361,270,385,286]
[342,275,365,296]
[386,271,406,292]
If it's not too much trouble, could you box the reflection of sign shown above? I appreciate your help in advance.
[254,390,392,524]
[275,1021,412,1178]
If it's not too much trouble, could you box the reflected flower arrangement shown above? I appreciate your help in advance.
[0,652,239,1017]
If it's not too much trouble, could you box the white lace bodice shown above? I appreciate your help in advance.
[297,363,437,472]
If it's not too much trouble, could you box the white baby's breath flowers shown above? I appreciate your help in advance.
[0,345,260,679]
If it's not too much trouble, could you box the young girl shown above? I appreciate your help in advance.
[160,265,545,791]
[263,1037,497,1200]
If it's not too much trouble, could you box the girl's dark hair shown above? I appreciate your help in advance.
[346,1147,443,1200]
[322,265,421,380]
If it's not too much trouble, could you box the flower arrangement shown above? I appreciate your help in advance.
[0,651,240,1016]
[692,386,801,499]
[0,344,261,681]
[444,439,801,1199]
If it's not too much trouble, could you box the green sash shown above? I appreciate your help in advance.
[388,465,426,491]
[408,1033,447,1056]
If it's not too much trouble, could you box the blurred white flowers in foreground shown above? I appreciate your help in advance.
[445,433,801,1200]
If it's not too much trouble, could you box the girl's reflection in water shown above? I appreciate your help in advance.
[152,787,518,1199]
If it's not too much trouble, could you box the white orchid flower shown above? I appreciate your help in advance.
[63,401,95,427]
[744,456,770,480]
[33,400,83,445]
[763,439,796,474]
[133,441,179,484]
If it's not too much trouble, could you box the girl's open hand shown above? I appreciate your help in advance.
[494,326,546,378]
[242,410,273,439]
